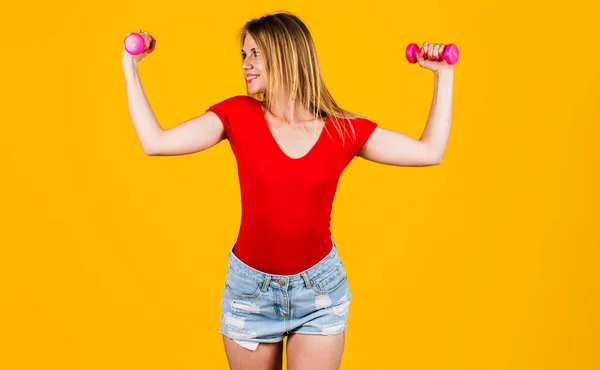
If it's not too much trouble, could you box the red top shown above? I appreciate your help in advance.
[207,95,377,275]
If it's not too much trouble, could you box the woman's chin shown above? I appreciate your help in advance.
[247,87,265,96]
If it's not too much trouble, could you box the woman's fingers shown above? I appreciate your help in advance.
[422,42,446,60]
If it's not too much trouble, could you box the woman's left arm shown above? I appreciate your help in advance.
[359,43,454,167]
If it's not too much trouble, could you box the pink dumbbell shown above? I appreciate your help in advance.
[406,43,459,65]
[124,31,156,55]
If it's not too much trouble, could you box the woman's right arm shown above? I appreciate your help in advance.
[122,35,225,156]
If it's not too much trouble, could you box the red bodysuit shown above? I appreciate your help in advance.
[207,95,377,275]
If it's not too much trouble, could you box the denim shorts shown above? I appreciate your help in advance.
[218,239,352,346]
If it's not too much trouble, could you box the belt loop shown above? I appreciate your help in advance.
[301,272,313,288]
[262,275,271,292]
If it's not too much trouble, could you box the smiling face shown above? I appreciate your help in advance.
[241,34,267,95]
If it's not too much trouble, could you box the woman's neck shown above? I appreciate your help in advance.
[264,98,319,124]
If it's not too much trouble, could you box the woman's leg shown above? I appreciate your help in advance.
[222,335,284,370]
[286,331,346,370]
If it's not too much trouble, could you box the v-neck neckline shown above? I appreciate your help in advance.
[257,101,328,161]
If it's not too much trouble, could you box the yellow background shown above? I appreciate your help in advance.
[1,0,598,369]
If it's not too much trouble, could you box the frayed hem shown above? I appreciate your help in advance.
[288,327,348,337]
[219,330,284,343]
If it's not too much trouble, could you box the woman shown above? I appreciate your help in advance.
[122,11,454,370]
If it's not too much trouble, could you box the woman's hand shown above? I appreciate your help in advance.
[414,42,454,73]
[122,31,154,70]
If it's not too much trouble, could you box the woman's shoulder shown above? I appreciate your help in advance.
[206,95,261,122]
[212,95,260,108]
[327,112,378,143]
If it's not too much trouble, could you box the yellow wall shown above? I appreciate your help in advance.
[1,0,598,369]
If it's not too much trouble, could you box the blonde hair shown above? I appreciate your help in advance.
[240,12,362,146]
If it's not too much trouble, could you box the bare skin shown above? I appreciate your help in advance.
[285,332,346,370]
[222,331,346,370]
[222,335,283,370]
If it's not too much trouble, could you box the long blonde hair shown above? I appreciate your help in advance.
[241,12,362,146]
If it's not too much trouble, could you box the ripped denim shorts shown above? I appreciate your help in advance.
[218,239,352,347]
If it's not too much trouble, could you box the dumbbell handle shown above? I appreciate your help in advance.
[406,43,459,65]
[124,31,156,55]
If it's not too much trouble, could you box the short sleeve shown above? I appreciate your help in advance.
[206,95,253,144]
[351,118,378,157]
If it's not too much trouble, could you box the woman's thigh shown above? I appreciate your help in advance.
[222,335,284,370]
[286,331,346,370]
